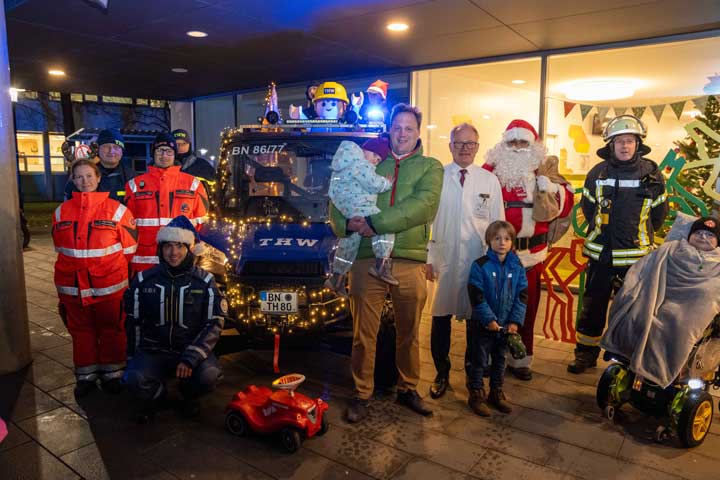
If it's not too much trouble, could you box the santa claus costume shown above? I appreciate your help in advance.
[483,120,574,380]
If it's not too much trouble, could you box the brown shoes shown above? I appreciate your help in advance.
[468,388,492,417]
[488,388,513,414]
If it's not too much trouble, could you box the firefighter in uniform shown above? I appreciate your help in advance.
[64,129,136,202]
[568,115,668,373]
[171,128,217,195]
[125,132,209,274]
[53,159,138,397]
[124,216,226,422]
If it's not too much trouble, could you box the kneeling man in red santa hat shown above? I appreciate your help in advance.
[483,120,574,380]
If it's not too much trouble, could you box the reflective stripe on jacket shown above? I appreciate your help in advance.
[124,166,209,272]
[124,264,226,369]
[581,146,668,267]
[52,192,138,305]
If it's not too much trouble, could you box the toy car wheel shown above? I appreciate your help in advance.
[280,428,303,453]
[597,364,624,410]
[318,415,329,436]
[225,411,248,437]
[678,390,714,448]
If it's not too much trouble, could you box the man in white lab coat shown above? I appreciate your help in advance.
[426,123,504,399]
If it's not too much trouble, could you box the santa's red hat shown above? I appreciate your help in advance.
[503,119,538,143]
[367,79,389,99]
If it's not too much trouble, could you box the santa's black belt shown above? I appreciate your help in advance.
[504,201,533,209]
[515,233,547,251]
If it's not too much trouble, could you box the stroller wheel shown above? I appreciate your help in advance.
[678,390,713,447]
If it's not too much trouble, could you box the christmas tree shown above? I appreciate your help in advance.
[674,95,720,214]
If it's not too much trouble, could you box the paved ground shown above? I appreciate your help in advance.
[2,234,720,479]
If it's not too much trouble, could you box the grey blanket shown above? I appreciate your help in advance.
[600,239,720,387]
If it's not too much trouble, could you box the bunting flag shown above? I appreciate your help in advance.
[564,102,577,118]
[650,104,666,122]
[693,96,709,112]
[613,106,628,115]
[579,104,594,120]
[631,106,647,119]
[670,101,686,120]
[596,106,610,121]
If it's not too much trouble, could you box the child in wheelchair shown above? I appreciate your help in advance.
[597,216,720,447]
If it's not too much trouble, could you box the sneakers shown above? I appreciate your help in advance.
[324,273,348,298]
[397,389,433,416]
[567,351,598,374]
[468,389,491,417]
[368,258,399,286]
[346,397,369,423]
[488,388,512,414]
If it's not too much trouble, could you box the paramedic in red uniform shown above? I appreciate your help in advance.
[53,159,138,397]
[125,133,209,274]
[483,120,574,380]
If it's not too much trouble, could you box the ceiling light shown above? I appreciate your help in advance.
[48,69,65,76]
[559,79,642,101]
[482,114,491,120]
[186,31,208,38]
[172,68,189,73]
[511,79,526,85]
[386,22,409,32]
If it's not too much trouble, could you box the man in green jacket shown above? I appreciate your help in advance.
[330,104,444,423]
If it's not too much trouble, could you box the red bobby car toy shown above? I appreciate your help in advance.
[224,373,329,453]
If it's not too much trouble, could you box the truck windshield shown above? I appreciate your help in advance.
[218,135,373,222]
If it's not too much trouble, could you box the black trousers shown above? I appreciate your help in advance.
[430,315,471,379]
[575,260,629,356]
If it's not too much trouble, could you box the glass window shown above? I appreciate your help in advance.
[21,91,38,100]
[49,134,67,173]
[49,92,61,101]
[16,132,45,173]
[84,94,98,102]
[136,98,149,105]
[546,37,720,179]
[413,58,542,165]
[219,133,377,222]
[70,93,83,102]
[150,99,167,108]
[103,96,133,104]
[195,95,235,160]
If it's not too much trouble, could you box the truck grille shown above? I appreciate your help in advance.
[241,261,324,278]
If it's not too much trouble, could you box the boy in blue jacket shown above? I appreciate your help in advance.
[466,220,528,416]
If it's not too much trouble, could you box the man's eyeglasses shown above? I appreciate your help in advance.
[155,148,175,156]
[452,141,479,150]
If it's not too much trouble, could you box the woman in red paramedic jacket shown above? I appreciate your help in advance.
[53,159,138,397]
[124,133,209,275]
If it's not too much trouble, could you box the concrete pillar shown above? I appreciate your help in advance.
[0,1,31,375]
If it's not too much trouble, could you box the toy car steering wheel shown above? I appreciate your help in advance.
[272,373,306,392]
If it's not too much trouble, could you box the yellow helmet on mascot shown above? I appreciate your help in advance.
[313,82,349,104]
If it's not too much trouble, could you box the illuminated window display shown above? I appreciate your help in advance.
[413,58,541,165]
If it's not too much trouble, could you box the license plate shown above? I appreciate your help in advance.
[260,291,298,314]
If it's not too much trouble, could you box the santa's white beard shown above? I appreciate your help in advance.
[485,142,545,193]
